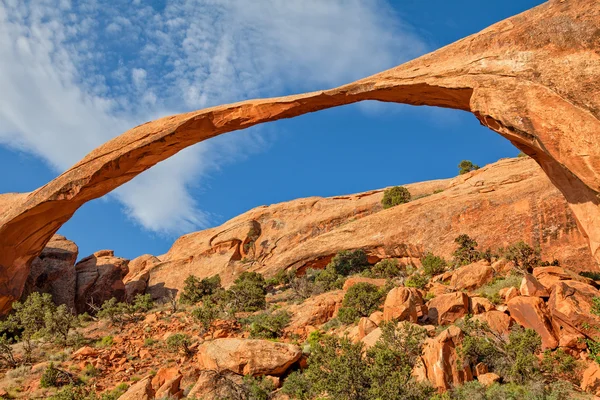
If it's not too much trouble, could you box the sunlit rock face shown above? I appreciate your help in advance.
[0,0,599,313]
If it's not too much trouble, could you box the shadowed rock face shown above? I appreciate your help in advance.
[0,0,599,314]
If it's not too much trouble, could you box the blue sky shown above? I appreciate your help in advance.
[0,0,545,260]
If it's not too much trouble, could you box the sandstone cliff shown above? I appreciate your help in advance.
[120,157,596,299]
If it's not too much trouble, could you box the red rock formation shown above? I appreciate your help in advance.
[196,338,301,376]
[1,0,599,313]
[142,158,596,299]
[420,326,473,391]
[507,296,558,349]
[427,292,470,325]
[450,261,494,292]
[21,234,78,310]
[75,250,129,313]
[383,287,422,323]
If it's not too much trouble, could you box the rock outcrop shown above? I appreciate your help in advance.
[420,326,473,391]
[144,158,596,298]
[1,0,599,314]
[74,250,129,313]
[450,262,494,292]
[196,338,301,376]
[21,234,78,310]
[507,296,558,349]
[427,292,470,325]
[383,287,422,323]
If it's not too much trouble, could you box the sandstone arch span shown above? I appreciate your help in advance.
[0,0,599,314]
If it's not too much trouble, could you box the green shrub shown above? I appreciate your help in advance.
[458,160,480,175]
[281,370,312,400]
[580,271,600,281]
[243,311,291,339]
[504,241,540,271]
[382,186,411,209]
[541,349,581,385]
[41,363,74,388]
[0,334,16,368]
[242,375,275,400]
[337,283,385,324]
[166,333,192,355]
[45,304,79,344]
[283,322,432,400]
[96,335,113,348]
[131,293,154,313]
[337,307,362,324]
[421,253,447,277]
[477,274,522,305]
[96,298,123,325]
[405,273,429,289]
[366,322,433,399]
[191,300,220,333]
[439,380,576,400]
[459,317,542,384]
[328,249,369,276]
[453,234,481,266]
[266,270,296,287]
[367,259,403,279]
[180,274,222,305]
[228,272,267,312]
[314,264,345,292]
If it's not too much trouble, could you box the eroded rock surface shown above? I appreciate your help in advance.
[196,338,301,376]
[145,158,596,298]
[1,0,600,313]
[21,234,78,309]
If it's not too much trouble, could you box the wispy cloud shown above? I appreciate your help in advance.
[0,0,426,235]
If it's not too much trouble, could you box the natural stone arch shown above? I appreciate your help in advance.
[0,0,599,313]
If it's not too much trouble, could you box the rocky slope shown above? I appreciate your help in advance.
[1,0,599,314]
[26,157,598,314]
[128,157,598,300]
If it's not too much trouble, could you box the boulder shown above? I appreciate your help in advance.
[533,267,594,290]
[503,287,519,303]
[472,311,512,336]
[75,250,129,313]
[151,367,181,390]
[548,280,600,340]
[154,374,183,399]
[123,254,161,284]
[519,274,549,297]
[196,339,301,376]
[581,362,600,397]
[383,287,421,323]
[358,317,377,341]
[342,277,387,291]
[369,311,384,326]
[450,261,494,291]
[285,291,343,336]
[22,234,78,309]
[187,370,244,400]
[119,376,154,400]
[427,292,469,325]
[421,326,473,391]
[470,297,495,314]
[474,363,488,376]
[361,327,382,349]
[507,296,558,349]
[478,373,501,387]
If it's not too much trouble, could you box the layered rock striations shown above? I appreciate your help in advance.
[1,0,600,312]
[127,158,596,298]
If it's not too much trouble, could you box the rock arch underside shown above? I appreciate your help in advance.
[0,0,599,314]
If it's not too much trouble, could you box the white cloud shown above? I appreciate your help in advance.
[0,0,426,235]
